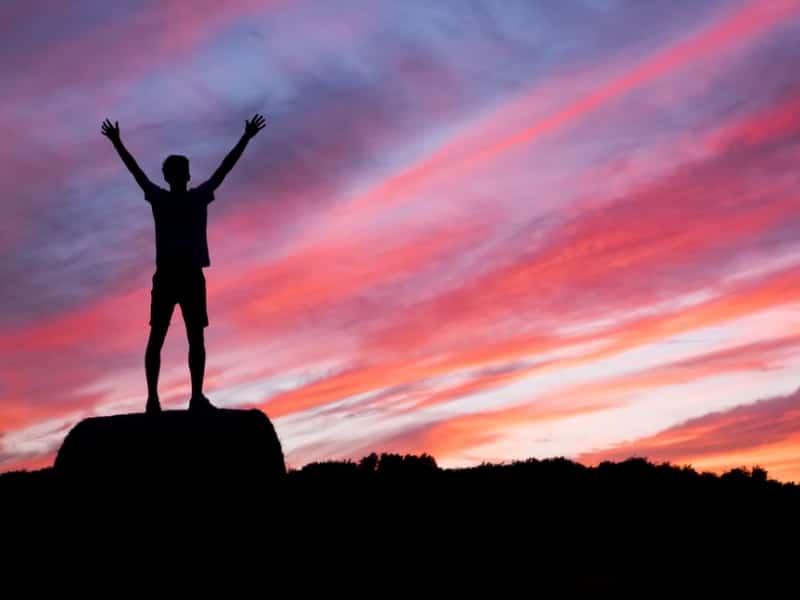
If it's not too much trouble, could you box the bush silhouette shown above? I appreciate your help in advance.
[3,451,797,592]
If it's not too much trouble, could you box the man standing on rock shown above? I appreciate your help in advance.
[101,114,266,414]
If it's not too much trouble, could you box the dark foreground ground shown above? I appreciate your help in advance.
[2,453,798,592]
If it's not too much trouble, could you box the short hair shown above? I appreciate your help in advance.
[162,154,189,179]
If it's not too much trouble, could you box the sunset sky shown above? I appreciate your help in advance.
[3,0,800,480]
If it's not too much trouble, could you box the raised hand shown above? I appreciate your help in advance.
[243,113,266,139]
[203,114,266,191]
[101,119,121,142]
[102,119,153,191]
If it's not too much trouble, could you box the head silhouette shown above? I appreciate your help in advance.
[162,154,190,189]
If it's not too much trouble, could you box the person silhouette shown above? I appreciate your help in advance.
[101,114,267,414]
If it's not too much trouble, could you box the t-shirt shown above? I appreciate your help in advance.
[144,182,215,268]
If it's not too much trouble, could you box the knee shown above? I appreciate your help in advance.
[187,329,205,352]
[146,326,168,353]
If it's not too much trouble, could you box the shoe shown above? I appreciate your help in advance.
[146,396,162,414]
[189,394,217,412]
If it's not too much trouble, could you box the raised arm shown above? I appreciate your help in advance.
[101,119,153,192]
[203,114,266,192]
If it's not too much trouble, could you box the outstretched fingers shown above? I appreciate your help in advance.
[101,118,120,138]
[245,113,267,136]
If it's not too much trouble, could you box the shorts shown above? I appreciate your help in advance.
[149,266,209,329]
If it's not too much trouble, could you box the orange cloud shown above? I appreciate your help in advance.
[579,387,800,482]
[375,399,619,461]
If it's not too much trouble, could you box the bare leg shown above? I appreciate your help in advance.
[187,325,215,411]
[187,325,205,398]
[145,323,169,412]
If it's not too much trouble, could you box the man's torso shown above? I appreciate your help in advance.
[145,183,214,268]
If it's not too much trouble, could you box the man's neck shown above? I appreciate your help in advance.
[169,183,188,193]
